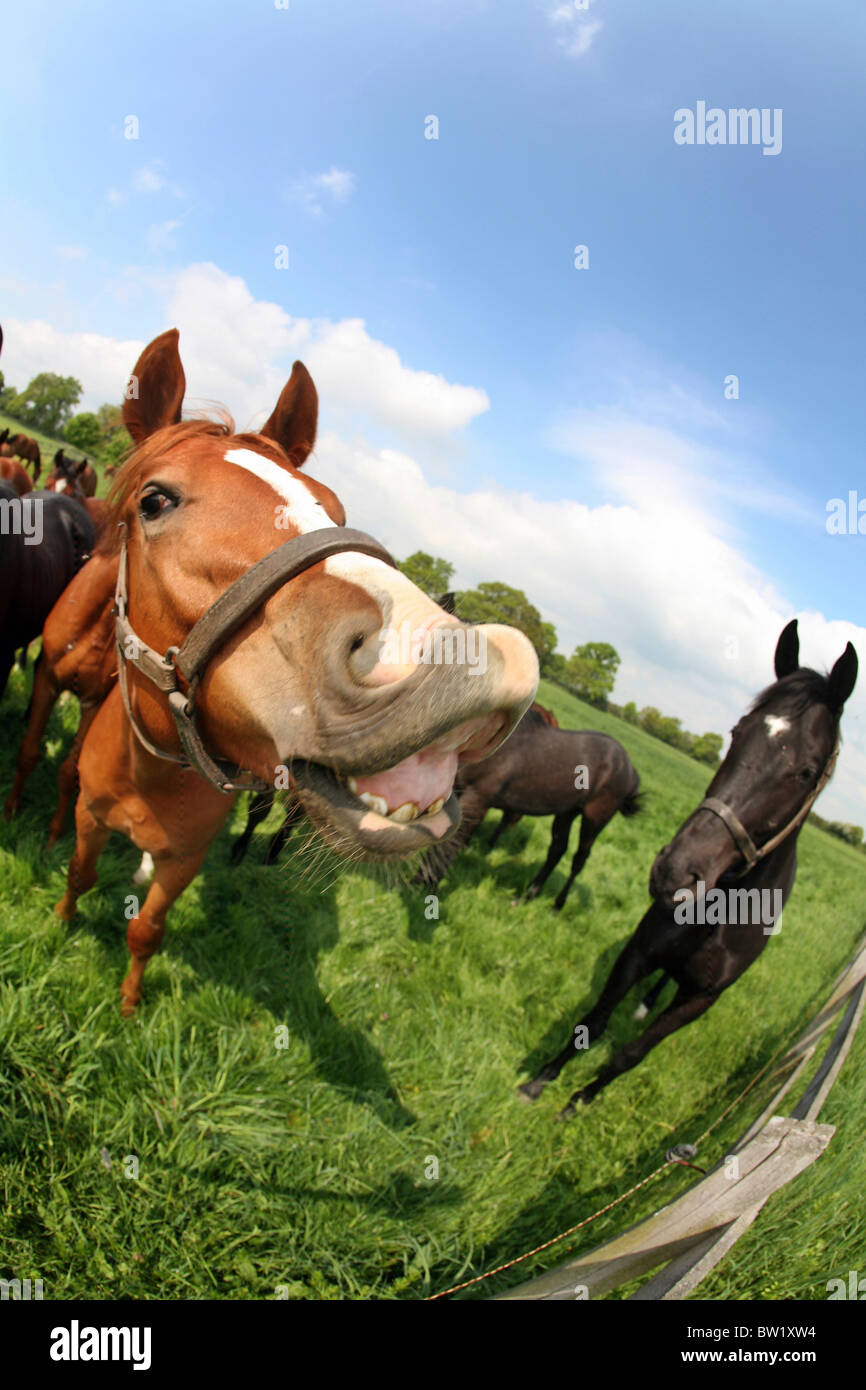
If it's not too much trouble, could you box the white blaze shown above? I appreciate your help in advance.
[765,715,790,738]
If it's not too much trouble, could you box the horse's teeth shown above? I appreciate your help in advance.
[389,802,419,823]
[359,792,388,816]
[348,777,358,795]
[427,797,445,815]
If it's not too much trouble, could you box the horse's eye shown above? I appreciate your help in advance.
[799,766,816,783]
[139,490,175,520]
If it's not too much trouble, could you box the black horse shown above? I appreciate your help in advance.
[519,620,858,1115]
[0,484,95,700]
[417,706,641,910]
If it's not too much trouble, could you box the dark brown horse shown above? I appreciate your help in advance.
[0,484,95,701]
[46,449,98,498]
[55,329,538,1013]
[4,549,118,843]
[418,705,641,910]
[519,621,858,1115]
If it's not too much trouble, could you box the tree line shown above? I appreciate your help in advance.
[0,368,133,466]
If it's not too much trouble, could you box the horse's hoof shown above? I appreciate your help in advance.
[510,897,524,909]
[517,1081,543,1103]
[3,801,17,821]
[54,899,75,921]
[554,1102,577,1123]
[120,997,138,1018]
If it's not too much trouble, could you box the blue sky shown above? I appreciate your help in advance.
[1,0,863,818]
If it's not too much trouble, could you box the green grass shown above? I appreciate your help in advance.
[0,675,864,1300]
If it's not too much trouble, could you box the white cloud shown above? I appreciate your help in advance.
[146,219,181,253]
[131,166,165,194]
[55,245,87,261]
[549,4,603,58]
[289,166,358,217]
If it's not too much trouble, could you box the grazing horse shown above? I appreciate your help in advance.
[418,705,640,909]
[47,450,98,498]
[55,329,538,1014]
[0,485,95,701]
[487,701,559,848]
[1,431,42,482]
[519,621,858,1116]
[4,549,118,843]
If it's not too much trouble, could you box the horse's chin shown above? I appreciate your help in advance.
[292,761,461,860]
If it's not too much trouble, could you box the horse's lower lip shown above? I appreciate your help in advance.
[291,761,461,859]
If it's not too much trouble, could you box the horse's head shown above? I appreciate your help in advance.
[649,620,858,910]
[113,329,538,859]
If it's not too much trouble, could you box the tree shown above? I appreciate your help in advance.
[96,402,125,440]
[456,582,557,667]
[622,701,638,725]
[65,412,103,454]
[692,732,724,767]
[102,426,134,469]
[8,373,82,435]
[565,641,621,706]
[398,551,455,599]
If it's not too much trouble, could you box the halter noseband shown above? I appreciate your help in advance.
[697,733,840,878]
[114,526,397,794]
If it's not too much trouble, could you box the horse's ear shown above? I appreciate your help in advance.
[437,592,458,616]
[54,449,64,465]
[123,328,186,444]
[260,361,318,468]
[828,643,858,711]
[77,459,87,474]
[774,619,800,679]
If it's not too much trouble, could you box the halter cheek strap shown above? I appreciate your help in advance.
[114,526,397,794]
[697,736,840,877]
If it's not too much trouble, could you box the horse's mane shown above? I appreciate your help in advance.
[97,413,293,555]
[750,668,838,718]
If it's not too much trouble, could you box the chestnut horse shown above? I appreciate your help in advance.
[56,329,538,1013]
[0,431,42,483]
[519,622,858,1115]
[4,548,118,842]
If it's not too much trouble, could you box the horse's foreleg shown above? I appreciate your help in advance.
[635,971,670,1020]
[230,789,275,865]
[518,927,656,1101]
[55,798,110,921]
[264,799,305,864]
[120,849,208,1016]
[489,810,521,848]
[46,702,101,846]
[558,988,717,1116]
[523,811,575,901]
[4,658,60,819]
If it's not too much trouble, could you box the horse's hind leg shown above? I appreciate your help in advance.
[558,988,717,1117]
[519,923,656,1101]
[55,798,111,921]
[47,702,100,846]
[523,812,575,902]
[4,656,60,819]
[120,850,208,1016]
[551,798,616,911]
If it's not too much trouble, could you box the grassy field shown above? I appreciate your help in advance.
[0,670,864,1301]
[0,412,109,485]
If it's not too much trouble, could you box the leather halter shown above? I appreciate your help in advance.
[697,732,840,878]
[114,526,396,794]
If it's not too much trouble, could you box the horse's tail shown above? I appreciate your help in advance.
[620,769,642,818]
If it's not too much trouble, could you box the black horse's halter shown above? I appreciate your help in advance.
[697,731,840,878]
[114,526,396,794]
